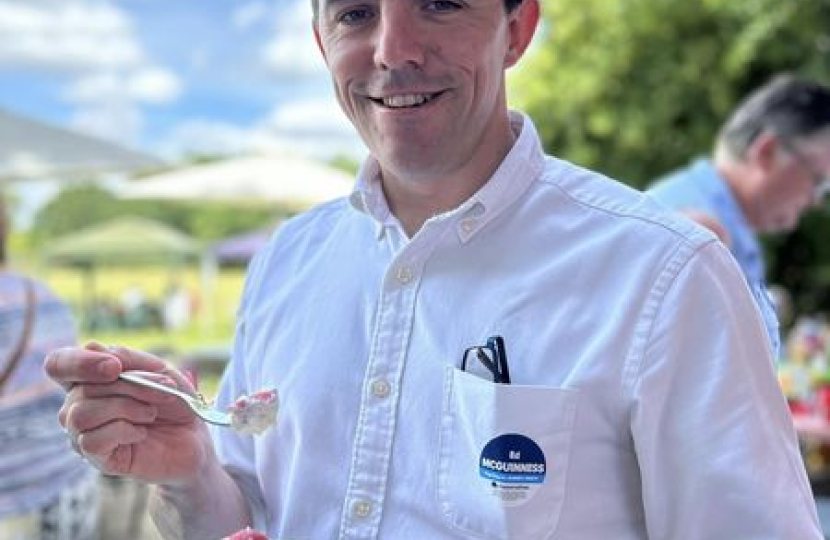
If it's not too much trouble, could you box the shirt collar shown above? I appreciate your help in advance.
[349,158,396,238]
[348,111,546,241]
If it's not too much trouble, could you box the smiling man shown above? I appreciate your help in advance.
[45,1,823,539]
[312,0,535,235]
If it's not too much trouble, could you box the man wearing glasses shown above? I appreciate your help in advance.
[649,73,830,356]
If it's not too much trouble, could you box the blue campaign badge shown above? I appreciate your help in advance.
[479,433,546,506]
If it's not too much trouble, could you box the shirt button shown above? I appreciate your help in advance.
[371,379,391,398]
[352,500,372,518]
[396,266,414,284]
[461,219,476,234]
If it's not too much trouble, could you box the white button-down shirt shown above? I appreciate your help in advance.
[212,113,821,539]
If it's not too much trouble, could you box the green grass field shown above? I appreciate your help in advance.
[39,265,248,399]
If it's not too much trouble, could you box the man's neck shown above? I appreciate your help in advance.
[714,157,760,230]
[383,176,482,237]
[380,119,518,237]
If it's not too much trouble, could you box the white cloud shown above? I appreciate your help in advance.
[151,0,362,160]
[64,67,181,104]
[261,0,325,78]
[232,1,271,31]
[0,0,182,148]
[265,98,352,136]
[158,97,366,162]
[159,120,257,158]
[0,0,144,72]
[127,67,181,102]
[70,99,144,146]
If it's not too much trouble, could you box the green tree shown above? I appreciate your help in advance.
[31,184,124,244]
[512,0,830,186]
[31,184,282,245]
[511,0,830,316]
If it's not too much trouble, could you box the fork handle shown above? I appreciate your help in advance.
[119,371,197,404]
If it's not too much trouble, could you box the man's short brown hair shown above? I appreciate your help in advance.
[717,73,830,159]
[312,0,525,19]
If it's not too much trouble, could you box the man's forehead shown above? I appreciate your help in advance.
[319,0,379,8]
[317,0,494,10]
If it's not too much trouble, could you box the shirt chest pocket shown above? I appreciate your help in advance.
[437,367,577,540]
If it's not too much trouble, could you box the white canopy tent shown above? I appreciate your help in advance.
[0,108,163,181]
[119,154,355,209]
[0,108,164,228]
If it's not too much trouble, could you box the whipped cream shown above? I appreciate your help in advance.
[228,389,279,435]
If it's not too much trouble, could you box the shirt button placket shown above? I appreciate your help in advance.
[395,265,414,285]
[371,379,391,398]
[340,258,420,539]
[352,500,372,519]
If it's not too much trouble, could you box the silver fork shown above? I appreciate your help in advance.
[118,370,232,427]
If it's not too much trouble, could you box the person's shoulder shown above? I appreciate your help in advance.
[537,156,718,249]
[246,196,355,274]
[273,197,352,240]
[0,272,64,304]
[646,158,715,208]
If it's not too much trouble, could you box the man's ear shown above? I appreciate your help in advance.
[748,130,781,172]
[504,0,540,68]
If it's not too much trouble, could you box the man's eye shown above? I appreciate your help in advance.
[338,7,374,23]
[425,0,462,12]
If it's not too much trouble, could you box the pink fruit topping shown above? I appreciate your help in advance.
[225,526,269,540]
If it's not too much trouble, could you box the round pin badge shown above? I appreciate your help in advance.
[479,433,546,507]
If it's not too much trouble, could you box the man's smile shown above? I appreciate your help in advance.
[369,91,444,108]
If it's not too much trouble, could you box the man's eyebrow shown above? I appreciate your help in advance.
[319,0,362,9]
[319,0,377,12]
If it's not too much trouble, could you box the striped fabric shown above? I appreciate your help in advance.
[0,272,99,535]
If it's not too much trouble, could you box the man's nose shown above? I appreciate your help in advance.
[373,6,425,70]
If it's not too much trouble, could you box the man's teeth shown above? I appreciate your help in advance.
[382,94,434,108]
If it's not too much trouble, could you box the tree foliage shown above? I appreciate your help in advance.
[510,0,830,315]
[31,184,282,246]
[512,0,830,186]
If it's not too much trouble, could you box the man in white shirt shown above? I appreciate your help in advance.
[45,0,822,538]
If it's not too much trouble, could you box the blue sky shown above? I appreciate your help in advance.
[0,0,366,162]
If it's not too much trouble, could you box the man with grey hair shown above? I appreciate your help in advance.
[649,73,830,355]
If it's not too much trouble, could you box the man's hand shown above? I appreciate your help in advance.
[44,342,215,484]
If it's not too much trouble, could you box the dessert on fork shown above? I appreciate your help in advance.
[228,388,279,435]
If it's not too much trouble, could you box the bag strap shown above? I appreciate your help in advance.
[0,278,37,394]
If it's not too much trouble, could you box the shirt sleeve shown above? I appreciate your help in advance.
[752,283,782,360]
[630,241,821,539]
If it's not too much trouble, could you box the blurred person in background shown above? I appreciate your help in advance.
[0,194,100,539]
[162,281,192,332]
[648,73,830,357]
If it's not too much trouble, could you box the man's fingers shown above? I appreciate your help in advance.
[77,421,148,458]
[80,374,179,403]
[75,422,149,476]
[44,343,172,391]
[106,344,169,373]
[44,346,122,388]
[64,395,158,433]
